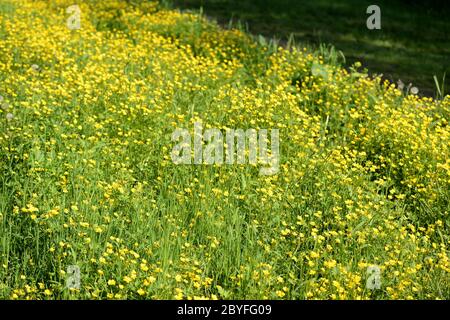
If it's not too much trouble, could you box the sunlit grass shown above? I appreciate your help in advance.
[0,0,448,300]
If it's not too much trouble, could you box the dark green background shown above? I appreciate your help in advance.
[170,0,450,97]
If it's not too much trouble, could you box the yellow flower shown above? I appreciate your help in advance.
[140,263,149,272]
[107,279,116,286]
[324,260,337,269]
[174,288,183,300]
[137,288,146,296]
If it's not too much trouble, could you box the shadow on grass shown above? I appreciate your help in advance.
[171,0,450,97]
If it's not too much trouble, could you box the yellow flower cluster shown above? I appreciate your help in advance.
[0,0,448,300]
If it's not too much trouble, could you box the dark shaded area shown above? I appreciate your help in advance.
[170,0,450,97]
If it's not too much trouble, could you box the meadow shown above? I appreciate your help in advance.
[0,0,449,299]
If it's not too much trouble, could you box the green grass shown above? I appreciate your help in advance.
[171,0,450,97]
[0,0,448,300]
